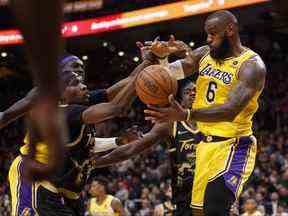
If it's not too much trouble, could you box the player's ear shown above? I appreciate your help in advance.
[226,23,234,37]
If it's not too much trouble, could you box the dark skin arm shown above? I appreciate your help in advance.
[145,56,266,122]
[0,59,153,127]
[10,0,65,179]
[111,198,126,216]
[0,88,38,129]
[92,122,170,168]
[82,60,153,124]
[177,45,209,77]
[148,35,209,77]
[105,42,158,101]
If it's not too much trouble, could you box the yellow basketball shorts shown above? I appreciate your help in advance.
[190,135,257,209]
[8,156,75,216]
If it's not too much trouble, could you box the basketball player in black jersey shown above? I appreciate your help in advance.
[0,53,138,129]
[93,80,200,216]
[168,80,201,216]
[5,53,154,215]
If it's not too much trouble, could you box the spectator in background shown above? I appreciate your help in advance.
[154,184,175,216]
[277,206,288,216]
[137,198,152,216]
[268,192,280,216]
[115,181,129,202]
[87,177,126,216]
[241,199,264,216]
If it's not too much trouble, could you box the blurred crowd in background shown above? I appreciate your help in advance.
[0,32,288,216]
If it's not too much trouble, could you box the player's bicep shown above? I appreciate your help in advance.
[227,57,266,112]
[82,102,121,124]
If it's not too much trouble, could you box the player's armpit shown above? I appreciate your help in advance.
[111,198,127,216]
[92,122,170,168]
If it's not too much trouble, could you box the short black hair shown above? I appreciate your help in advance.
[91,176,109,191]
[206,10,238,26]
[176,79,194,101]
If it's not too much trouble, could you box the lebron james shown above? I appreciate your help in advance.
[145,10,266,215]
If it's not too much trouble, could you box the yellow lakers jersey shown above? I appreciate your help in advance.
[89,195,119,216]
[193,48,262,137]
[20,134,49,164]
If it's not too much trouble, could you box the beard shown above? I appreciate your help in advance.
[209,36,231,60]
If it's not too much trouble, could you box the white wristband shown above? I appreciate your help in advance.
[92,137,118,153]
[168,60,185,80]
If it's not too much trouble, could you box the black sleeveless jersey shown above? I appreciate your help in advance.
[50,90,108,194]
[169,121,202,205]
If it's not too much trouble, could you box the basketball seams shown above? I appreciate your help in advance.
[150,67,171,96]
[136,79,164,100]
[135,65,178,105]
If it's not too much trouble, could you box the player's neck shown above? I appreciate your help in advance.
[230,38,245,58]
[96,194,107,204]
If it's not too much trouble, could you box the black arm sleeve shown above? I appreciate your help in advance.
[88,89,108,105]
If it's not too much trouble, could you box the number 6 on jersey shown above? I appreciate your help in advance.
[206,81,217,103]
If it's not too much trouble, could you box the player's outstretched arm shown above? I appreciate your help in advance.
[101,42,158,101]
[147,35,209,78]
[145,56,266,122]
[82,60,153,124]
[92,122,170,168]
[169,45,210,78]
[0,87,38,129]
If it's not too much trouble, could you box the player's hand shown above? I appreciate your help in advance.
[117,125,143,145]
[146,35,187,58]
[144,94,187,122]
[170,40,191,58]
[136,37,160,63]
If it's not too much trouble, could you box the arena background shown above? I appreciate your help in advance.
[0,0,288,215]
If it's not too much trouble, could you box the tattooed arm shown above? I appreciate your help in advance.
[147,36,209,78]
[177,45,210,77]
[145,56,266,122]
[189,55,266,122]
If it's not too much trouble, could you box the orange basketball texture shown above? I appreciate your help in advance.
[135,65,178,106]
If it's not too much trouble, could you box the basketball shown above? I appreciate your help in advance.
[135,65,178,106]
